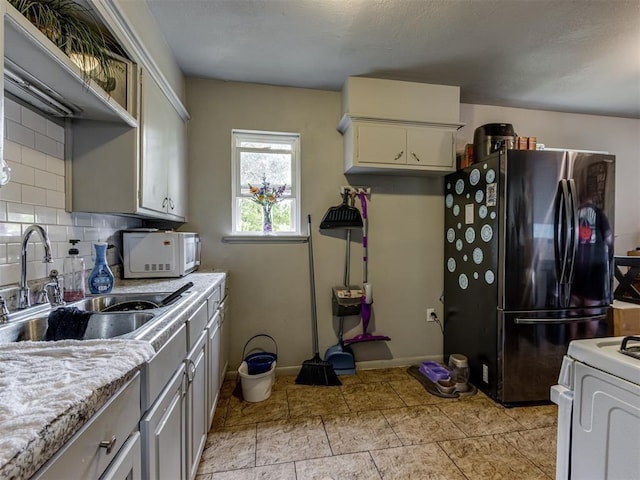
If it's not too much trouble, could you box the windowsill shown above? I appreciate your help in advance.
[222,234,308,244]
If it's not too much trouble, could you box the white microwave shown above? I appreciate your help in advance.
[123,231,200,278]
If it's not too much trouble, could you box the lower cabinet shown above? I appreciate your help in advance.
[218,297,230,385]
[100,432,142,480]
[33,374,141,480]
[206,310,221,427]
[140,365,187,480]
[186,331,208,480]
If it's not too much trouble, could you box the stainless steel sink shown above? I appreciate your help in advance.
[0,311,155,343]
[68,292,188,312]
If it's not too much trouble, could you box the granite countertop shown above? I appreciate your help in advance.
[0,271,225,480]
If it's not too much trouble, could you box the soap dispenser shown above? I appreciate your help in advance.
[63,239,86,301]
[88,242,114,294]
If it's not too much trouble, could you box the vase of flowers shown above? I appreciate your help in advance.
[249,175,286,234]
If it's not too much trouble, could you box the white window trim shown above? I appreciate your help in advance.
[229,129,302,238]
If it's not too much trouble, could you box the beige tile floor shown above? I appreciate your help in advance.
[196,367,558,480]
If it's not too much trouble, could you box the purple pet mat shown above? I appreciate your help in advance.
[407,365,477,399]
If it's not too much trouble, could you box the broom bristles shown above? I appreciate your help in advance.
[295,354,342,386]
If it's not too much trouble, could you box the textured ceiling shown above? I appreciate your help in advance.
[144,0,640,119]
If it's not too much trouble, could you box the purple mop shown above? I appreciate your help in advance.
[344,192,390,346]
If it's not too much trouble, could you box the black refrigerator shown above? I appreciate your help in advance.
[443,149,615,404]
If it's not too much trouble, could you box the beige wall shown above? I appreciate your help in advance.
[185,78,640,371]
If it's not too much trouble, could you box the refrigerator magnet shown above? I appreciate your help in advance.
[486,183,497,206]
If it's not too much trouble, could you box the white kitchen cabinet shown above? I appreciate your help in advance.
[33,374,141,480]
[185,331,208,480]
[219,297,230,385]
[341,117,459,175]
[140,365,187,480]
[206,310,221,427]
[70,66,188,221]
[100,432,141,480]
[140,68,187,218]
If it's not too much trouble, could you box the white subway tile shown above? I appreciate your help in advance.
[56,175,65,193]
[0,201,6,222]
[6,120,35,148]
[21,107,47,135]
[26,260,47,282]
[3,140,21,162]
[6,243,20,264]
[6,160,34,185]
[46,120,65,143]
[45,190,65,209]
[21,185,47,206]
[67,226,84,241]
[34,169,58,190]
[84,227,101,241]
[35,133,58,157]
[56,142,65,160]
[0,244,7,264]
[21,147,47,170]
[47,224,68,242]
[0,263,20,287]
[7,202,35,222]
[46,155,65,175]
[0,223,22,243]
[73,212,93,227]
[0,183,22,202]
[4,97,21,123]
[56,209,73,226]
[35,206,58,224]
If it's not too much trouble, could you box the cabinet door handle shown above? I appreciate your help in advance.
[99,435,117,455]
[411,151,421,162]
[393,150,404,161]
[169,198,175,210]
[186,359,196,383]
[162,197,168,208]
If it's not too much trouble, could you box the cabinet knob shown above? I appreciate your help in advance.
[99,435,117,455]
[393,150,404,161]
[411,151,421,162]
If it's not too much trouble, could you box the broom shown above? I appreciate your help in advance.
[295,214,342,386]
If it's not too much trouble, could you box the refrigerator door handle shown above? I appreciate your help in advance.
[554,180,572,286]
[565,179,579,287]
[515,314,607,324]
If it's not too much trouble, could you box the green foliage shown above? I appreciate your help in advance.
[9,0,123,90]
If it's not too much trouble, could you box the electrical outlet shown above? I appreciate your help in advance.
[426,308,435,321]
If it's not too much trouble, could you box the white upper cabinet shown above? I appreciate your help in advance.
[140,69,187,218]
[339,77,463,175]
[2,1,137,125]
[71,67,188,221]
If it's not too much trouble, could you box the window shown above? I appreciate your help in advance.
[232,130,301,235]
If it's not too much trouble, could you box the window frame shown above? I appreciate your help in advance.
[231,129,301,236]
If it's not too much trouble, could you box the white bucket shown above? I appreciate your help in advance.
[238,360,276,402]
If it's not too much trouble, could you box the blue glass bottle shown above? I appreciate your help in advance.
[88,242,114,294]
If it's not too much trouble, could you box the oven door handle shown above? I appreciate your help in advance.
[515,314,606,324]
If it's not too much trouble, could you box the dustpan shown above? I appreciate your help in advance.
[319,191,363,229]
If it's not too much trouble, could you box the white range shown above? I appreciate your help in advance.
[551,336,640,480]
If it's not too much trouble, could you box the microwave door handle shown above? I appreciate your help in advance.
[195,237,201,266]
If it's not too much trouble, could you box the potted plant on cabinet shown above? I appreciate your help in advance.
[8,0,124,92]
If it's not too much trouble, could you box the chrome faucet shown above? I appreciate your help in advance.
[18,224,53,309]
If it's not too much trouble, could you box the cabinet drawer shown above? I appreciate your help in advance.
[34,374,141,480]
[100,432,141,480]
[187,302,207,350]
[142,323,187,410]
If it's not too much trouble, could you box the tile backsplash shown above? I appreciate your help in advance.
[1,96,142,302]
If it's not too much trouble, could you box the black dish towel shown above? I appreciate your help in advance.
[46,307,93,341]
